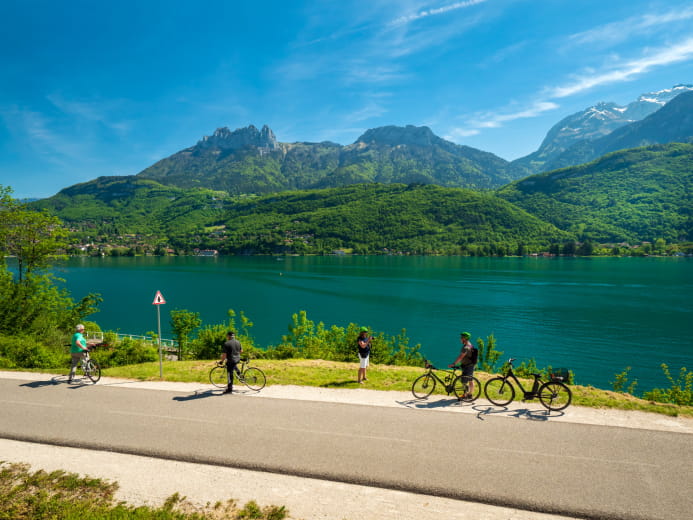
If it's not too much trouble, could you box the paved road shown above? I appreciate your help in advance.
[1,376,691,520]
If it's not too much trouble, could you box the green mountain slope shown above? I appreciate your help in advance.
[31,180,570,254]
[497,143,693,243]
[31,176,228,235]
[216,183,570,254]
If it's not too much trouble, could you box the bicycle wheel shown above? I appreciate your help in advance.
[538,381,572,411]
[242,367,266,390]
[85,360,101,383]
[453,375,481,402]
[484,377,515,406]
[209,366,228,388]
[411,374,437,399]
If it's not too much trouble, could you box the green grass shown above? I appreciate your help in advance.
[0,462,288,519]
[79,358,693,418]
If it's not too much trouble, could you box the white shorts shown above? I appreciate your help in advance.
[359,355,370,369]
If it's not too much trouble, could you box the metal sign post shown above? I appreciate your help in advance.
[152,290,167,378]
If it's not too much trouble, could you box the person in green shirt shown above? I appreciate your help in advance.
[68,324,88,383]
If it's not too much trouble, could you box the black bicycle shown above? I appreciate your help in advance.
[411,360,481,401]
[484,358,572,411]
[209,357,266,391]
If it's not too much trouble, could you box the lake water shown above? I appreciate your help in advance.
[47,255,692,392]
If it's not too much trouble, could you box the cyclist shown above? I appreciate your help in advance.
[220,331,243,394]
[68,324,88,384]
[449,331,477,400]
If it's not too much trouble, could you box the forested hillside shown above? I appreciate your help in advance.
[497,143,693,243]
[31,181,570,255]
[211,183,570,255]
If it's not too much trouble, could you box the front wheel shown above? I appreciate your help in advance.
[242,367,266,391]
[209,366,227,388]
[538,381,572,411]
[411,374,436,399]
[453,375,481,401]
[484,377,515,406]
[85,360,101,383]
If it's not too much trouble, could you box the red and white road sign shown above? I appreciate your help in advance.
[152,290,166,305]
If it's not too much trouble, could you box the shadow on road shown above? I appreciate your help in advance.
[474,404,565,422]
[397,397,467,409]
[20,376,64,388]
[173,389,219,401]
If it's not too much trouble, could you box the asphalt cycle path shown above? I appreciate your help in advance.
[0,374,691,520]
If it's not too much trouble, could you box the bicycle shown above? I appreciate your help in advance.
[411,360,481,402]
[484,358,572,411]
[209,357,266,391]
[73,345,101,384]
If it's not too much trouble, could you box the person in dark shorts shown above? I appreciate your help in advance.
[449,331,476,399]
[220,331,243,394]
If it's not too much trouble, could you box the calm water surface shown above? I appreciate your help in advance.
[50,255,692,391]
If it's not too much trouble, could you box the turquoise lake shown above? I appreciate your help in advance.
[48,255,692,392]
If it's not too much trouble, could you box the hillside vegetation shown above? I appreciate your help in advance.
[497,143,693,243]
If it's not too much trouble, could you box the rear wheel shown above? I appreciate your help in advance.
[85,360,101,383]
[209,366,227,388]
[242,367,266,390]
[411,374,436,399]
[484,377,515,406]
[538,381,572,411]
[454,375,481,401]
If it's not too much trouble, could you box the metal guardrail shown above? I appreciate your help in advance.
[85,331,178,350]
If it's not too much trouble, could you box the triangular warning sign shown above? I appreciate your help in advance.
[152,290,166,305]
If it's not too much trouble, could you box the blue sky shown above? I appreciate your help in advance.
[1,0,692,199]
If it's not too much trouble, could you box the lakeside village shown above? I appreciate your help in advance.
[64,227,691,258]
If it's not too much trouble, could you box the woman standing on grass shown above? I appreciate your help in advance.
[357,327,372,384]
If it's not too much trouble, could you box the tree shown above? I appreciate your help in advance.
[0,186,68,282]
[170,309,202,360]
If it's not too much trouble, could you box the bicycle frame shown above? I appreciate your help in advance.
[422,361,461,394]
[497,359,546,400]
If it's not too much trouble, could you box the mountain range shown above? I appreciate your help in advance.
[27,84,693,251]
[512,84,693,174]
[54,84,692,201]
[135,123,526,193]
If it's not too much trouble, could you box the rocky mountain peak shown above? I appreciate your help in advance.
[197,124,279,150]
[356,125,438,147]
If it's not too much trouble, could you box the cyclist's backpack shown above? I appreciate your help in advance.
[469,346,479,365]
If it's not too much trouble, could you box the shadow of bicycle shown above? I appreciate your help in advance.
[473,404,565,422]
[397,397,473,409]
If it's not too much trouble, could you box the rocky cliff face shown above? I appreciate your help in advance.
[197,124,279,150]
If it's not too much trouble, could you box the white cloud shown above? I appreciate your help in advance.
[452,100,559,137]
[548,37,693,98]
[389,0,490,26]
[568,7,693,47]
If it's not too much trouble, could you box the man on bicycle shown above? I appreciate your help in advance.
[449,331,477,400]
[220,331,243,394]
[68,324,88,384]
